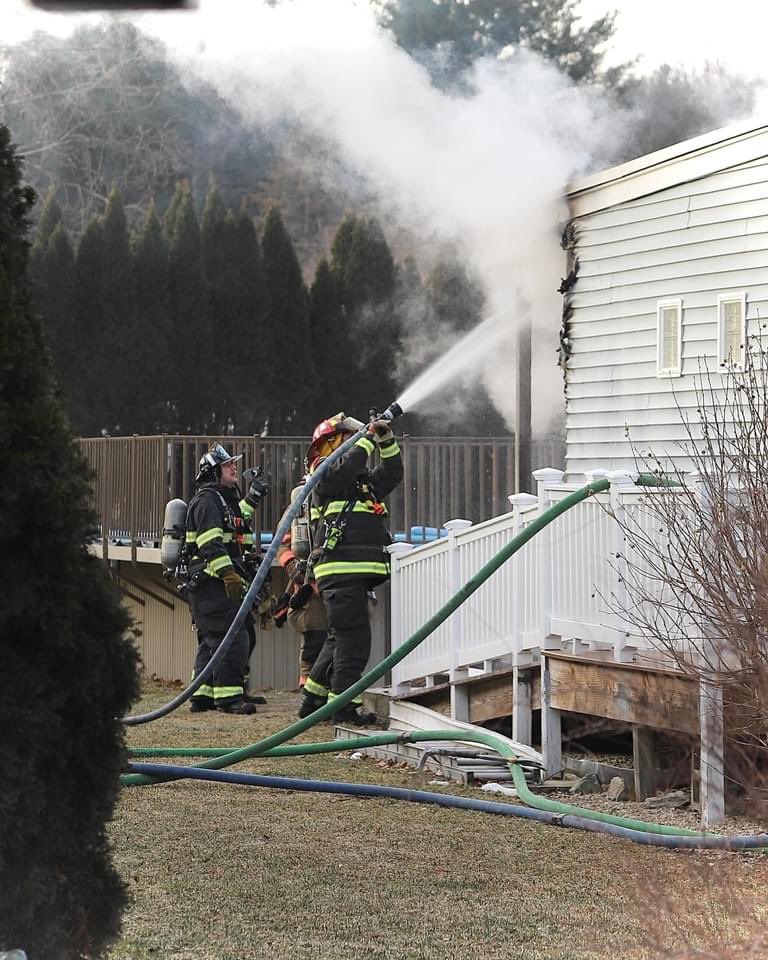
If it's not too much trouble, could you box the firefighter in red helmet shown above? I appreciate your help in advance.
[298,412,404,725]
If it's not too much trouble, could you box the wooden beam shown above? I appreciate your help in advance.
[699,681,725,827]
[546,654,698,735]
[541,659,562,777]
[451,683,470,722]
[632,726,657,801]
[396,685,451,715]
[467,673,513,724]
[394,667,541,724]
[512,666,532,744]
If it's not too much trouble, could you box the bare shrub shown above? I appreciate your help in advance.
[608,339,768,820]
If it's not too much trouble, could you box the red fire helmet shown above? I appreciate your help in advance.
[305,412,364,467]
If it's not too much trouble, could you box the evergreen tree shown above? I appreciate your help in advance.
[423,252,508,436]
[309,257,353,417]
[347,217,396,309]
[167,183,210,431]
[31,186,64,265]
[333,215,400,415]
[73,214,106,434]
[261,206,313,432]
[201,178,239,431]
[329,212,358,307]
[390,253,429,436]
[231,203,268,433]
[376,0,627,88]
[163,179,186,243]
[426,252,485,331]
[34,223,77,411]
[29,187,65,310]
[131,199,169,432]
[0,122,140,959]
[100,185,135,432]
[201,188,271,434]
[201,176,228,270]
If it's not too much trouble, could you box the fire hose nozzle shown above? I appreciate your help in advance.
[381,401,403,422]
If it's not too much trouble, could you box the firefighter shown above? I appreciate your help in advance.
[298,412,404,725]
[185,441,269,715]
[276,475,329,688]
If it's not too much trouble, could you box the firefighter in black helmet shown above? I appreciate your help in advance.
[298,413,404,725]
[185,442,269,715]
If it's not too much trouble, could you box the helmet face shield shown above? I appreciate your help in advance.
[314,432,346,461]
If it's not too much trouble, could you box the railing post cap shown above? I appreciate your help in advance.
[387,541,414,555]
[444,518,473,532]
[606,470,638,487]
[583,468,609,481]
[532,468,565,482]
[508,492,538,508]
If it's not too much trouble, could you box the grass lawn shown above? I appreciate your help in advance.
[110,687,768,960]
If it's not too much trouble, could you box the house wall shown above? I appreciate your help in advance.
[115,560,390,691]
[565,154,768,477]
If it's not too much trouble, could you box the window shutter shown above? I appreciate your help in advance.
[661,305,680,371]
[723,299,743,363]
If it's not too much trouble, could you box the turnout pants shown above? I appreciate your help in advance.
[188,577,249,708]
[306,579,372,708]
[300,629,327,681]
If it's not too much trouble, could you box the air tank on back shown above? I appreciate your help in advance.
[160,498,188,571]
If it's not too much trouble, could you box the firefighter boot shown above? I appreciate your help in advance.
[190,698,215,713]
[217,699,257,715]
[298,692,327,719]
[333,704,378,727]
[243,692,268,705]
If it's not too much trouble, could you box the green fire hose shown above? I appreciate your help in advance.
[128,728,702,836]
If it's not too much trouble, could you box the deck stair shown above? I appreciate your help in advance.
[335,700,543,786]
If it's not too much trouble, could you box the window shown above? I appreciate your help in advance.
[657,299,682,377]
[717,293,746,368]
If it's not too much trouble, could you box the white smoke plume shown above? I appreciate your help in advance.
[149,2,626,430]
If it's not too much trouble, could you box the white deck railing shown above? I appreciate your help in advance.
[388,468,675,693]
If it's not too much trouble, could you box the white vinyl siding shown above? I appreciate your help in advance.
[657,299,682,377]
[717,293,746,368]
[564,149,768,477]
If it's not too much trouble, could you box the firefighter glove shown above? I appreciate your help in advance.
[368,419,394,444]
[222,569,247,602]
[245,469,270,509]
[289,582,314,610]
[285,558,306,585]
[273,592,290,627]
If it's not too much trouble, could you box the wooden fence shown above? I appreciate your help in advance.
[78,434,565,553]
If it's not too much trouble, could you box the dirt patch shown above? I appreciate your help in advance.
[109,687,768,960]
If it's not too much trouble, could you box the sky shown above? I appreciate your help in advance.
[578,0,768,77]
[5,0,768,79]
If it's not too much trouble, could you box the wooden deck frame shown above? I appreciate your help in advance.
[396,651,725,825]
[396,666,541,728]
